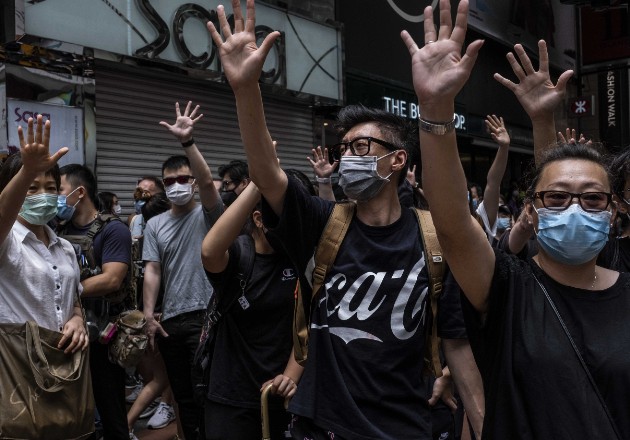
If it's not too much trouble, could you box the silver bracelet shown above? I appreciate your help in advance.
[418,115,457,135]
[316,177,331,184]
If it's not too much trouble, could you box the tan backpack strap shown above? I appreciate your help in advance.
[293,202,356,366]
[414,208,444,378]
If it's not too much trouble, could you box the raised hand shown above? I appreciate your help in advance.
[159,101,203,143]
[557,128,591,146]
[206,0,280,91]
[401,0,483,110]
[485,115,510,147]
[406,164,418,188]
[17,115,68,176]
[307,146,338,179]
[494,40,573,121]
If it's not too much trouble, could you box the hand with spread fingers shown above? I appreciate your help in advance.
[485,114,510,148]
[557,128,591,146]
[18,115,68,176]
[401,0,484,111]
[493,40,573,122]
[159,101,203,144]
[308,146,338,179]
[206,0,280,91]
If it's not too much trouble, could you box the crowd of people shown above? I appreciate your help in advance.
[1,0,629,439]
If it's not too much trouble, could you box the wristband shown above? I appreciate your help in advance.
[316,177,331,184]
[181,138,195,148]
[418,115,456,135]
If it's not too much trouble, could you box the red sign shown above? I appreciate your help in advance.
[569,97,591,117]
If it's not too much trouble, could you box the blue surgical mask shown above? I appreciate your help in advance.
[134,200,146,214]
[496,217,511,231]
[57,187,82,221]
[20,193,59,225]
[338,152,395,201]
[535,204,611,265]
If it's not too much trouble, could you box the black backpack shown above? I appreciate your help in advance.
[191,234,256,406]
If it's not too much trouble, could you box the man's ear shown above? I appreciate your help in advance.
[252,210,264,229]
[391,150,408,173]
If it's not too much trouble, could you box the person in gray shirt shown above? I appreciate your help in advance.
[143,101,223,440]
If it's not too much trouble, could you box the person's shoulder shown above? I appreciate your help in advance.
[102,216,131,236]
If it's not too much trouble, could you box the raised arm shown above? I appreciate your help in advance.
[307,146,337,202]
[482,115,510,229]
[201,181,260,274]
[0,116,67,245]
[159,101,221,210]
[493,41,573,166]
[207,0,287,216]
[401,0,493,312]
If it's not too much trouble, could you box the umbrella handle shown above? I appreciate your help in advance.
[261,382,274,440]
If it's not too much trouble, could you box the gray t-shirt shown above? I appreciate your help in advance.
[143,203,222,321]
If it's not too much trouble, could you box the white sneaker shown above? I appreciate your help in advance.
[146,402,176,429]
[138,399,160,419]
[125,384,143,403]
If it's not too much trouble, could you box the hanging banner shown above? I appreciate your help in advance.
[7,99,85,166]
[598,68,629,152]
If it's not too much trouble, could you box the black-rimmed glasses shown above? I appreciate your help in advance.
[163,175,195,187]
[534,191,612,212]
[328,136,399,162]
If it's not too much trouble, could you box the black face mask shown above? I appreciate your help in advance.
[220,190,238,207]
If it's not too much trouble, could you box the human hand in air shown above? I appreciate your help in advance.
[159,101,203,144]
[308,146,338,179]
[401,0,483,111]
[494,40,573,122]
[18,115,68,177]
[485,115,510,148]
[557,128,592,146]
[207,0,280,92]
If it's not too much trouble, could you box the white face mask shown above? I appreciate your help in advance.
[166,182,195,206]
[113,204,122,215]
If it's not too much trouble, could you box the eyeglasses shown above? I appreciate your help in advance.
[220,179,240,191]
[534,191,612,212]
[328,136,399,162]
[162,175,194,187]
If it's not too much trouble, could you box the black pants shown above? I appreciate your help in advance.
[158,311,204,440]
[289,415,343,440]
[205,399,291,440]
[89,340,128,440]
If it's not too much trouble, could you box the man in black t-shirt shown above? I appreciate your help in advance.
[58,164,132,440]
[208,3,484,438]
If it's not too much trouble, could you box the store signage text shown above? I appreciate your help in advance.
[13,107,51,123]
[383,96,466,130]
[135,1,283,83]
[607,71,616,127]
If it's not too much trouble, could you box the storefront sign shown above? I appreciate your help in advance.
[6,100,84,166]
[20,0,342,101]
[598,68,629,151]
[382,95,467,132]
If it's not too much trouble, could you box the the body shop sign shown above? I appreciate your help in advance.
[20,0,342,101]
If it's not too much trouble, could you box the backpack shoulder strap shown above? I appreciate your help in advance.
[414,208,445,378]
[311,202,356,298]
[87,214,119,240]
[219,234,256,316]
[293,202,356,366]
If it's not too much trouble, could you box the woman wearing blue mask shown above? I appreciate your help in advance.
[406,4,628,437]
[0,116,90,434]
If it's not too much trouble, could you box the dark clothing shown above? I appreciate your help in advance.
[89,341,128,440]
[61,218,131,440]
[205,398,290,440]
[496,227,538,260]
[464,249,630,439]
[598,236,630,272]
[158,310,205,440]
[205,237,296,410]
[262,178,463,440]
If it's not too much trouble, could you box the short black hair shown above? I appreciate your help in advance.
[60,164,98,207]
[0,152,61,193]
[98,191,117,213]
[162,155,191,176]
[609,147,630,196]
[335,104,418,183]
[218,160,249,182]
[526,143,611,196]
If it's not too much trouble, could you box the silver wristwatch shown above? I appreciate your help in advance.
[418,115,457,135]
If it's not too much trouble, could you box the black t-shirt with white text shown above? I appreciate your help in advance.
[262,178,464,440]
[464,249,630,439]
